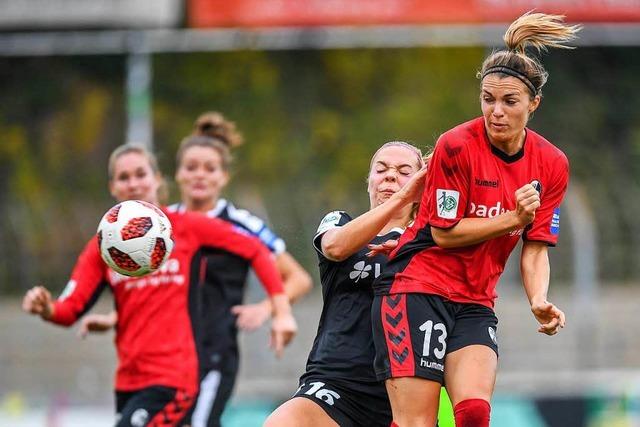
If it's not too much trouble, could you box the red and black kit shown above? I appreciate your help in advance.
[49,209,283,426]
[372,117,569,382]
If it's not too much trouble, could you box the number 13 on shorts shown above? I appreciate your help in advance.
[420,320,447,360]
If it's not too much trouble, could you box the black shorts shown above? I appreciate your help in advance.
[183,368,237,427]
[372,293,499,384]
[115,386,194,427]
[292,376,392,427]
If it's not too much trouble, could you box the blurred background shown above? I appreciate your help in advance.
[1,1,640,426]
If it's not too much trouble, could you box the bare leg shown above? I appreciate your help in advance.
[444,345,497,427]
[263,397,339,427]
[385,377,441,427]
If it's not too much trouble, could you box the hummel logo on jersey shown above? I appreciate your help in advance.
[474,178,499,188]
[436,189,459,219]
[349,260,381,282]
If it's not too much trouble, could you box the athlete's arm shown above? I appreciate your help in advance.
[520,240,565,335]
[78,311,118,338]
[431,183,540,249]
[22,237,108,327]
[233,251,312,331]
[322,166,427,262]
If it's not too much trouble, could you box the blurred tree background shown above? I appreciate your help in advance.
[1,46,638,294]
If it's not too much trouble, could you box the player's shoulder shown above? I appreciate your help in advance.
[316,211,351,233]
[216,199,267,233]
[164,207,229,232]
[527,128,569,168]
[436,117,483,155]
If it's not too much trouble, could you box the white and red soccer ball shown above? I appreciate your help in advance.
[97,200,174,277]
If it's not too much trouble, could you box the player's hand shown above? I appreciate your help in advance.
[270,313,298,358]
[22,286,54,320]
[366,239,399,258]
[231,300,272,332]
[394,165,428,204]
[77,312,118,339]
[514,183,540,226]
[531,299,565,335]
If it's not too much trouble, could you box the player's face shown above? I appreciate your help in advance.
[176,145,229,207]
[368,146,421,208]
[109,152,161,205]
[481,75,541,147]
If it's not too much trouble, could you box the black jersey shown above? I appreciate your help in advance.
[166,200,285,373]
[302,211,403,383]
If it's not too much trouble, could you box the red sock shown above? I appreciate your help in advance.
[454,399,490,427]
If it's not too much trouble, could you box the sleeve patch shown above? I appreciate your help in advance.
[316,211,343,235]
[436,189,460,219]
[550,208,561,235]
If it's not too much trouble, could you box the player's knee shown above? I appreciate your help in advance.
[454,399,490,427]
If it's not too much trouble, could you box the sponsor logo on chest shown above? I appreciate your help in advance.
[349,260,382,284]
[469,201,507,218]
[109,258,185,290]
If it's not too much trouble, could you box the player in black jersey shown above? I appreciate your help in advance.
[265,141,426,427]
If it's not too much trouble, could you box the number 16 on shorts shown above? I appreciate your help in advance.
[296,381,341,406]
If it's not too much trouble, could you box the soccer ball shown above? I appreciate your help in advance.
[97,200,174,277]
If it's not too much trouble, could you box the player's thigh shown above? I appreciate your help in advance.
[386,377,441,425]
[264,397,338,427]
[444,344,497,406]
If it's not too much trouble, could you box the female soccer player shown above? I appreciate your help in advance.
[22,143,297,427]
[82,112,312,427]
[265,141,427,427]
[371,13,581,427]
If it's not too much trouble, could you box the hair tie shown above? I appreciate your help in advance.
[482,65,537,95]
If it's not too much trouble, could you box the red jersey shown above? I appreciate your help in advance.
[50,209,283,393]
[373,117,569,308]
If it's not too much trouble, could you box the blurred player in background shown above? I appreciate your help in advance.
[370,13,581,427]
[265,141,426,427]
[82,112,312,427]
[23,143,297,427]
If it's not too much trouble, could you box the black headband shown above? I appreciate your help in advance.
[481,65,538,95]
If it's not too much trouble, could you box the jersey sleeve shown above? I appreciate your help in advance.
[312,211,351,258]
[190,213,284,295]
[426,134,471,229]
[523,153,569,246]
[51,236,109,326]
[222,202,287,255]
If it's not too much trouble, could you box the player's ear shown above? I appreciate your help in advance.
[529,95,541,114]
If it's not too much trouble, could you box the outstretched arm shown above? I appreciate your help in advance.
[520,240,565,335]
[78,311,118,338]
[233,251,312,331]
[322,166,427,262]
